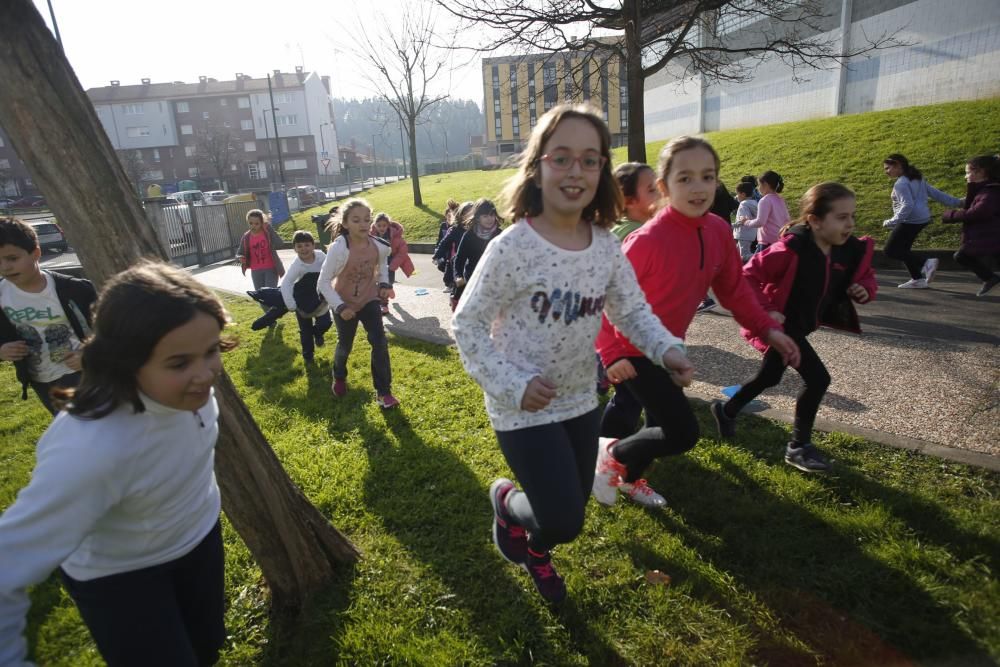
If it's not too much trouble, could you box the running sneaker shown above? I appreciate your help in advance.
[522,549,567,603]
[921,257,940,284]
[618,479,667,508]
[489,478,527,565]
[314,332,325,348]
[977,275,1000,297]
[784,443,831,473]
[696,297,717,313]
[897,278,928,289]
[376,393,400,409]
[592,437,625,506]
[331,379,347,397]
[711,400,736,438]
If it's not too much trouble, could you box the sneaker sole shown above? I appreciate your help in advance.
[784,457,830,473]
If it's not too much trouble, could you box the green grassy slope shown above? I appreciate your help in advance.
[282,98,1000,246]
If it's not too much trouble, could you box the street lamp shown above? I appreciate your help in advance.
[263,107,280,185]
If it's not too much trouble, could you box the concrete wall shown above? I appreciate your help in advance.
[95,99,178,150]
[644,0,1000,141]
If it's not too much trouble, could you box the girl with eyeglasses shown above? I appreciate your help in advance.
[452,104,693,603]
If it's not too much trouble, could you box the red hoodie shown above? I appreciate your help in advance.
[596,205,781,366]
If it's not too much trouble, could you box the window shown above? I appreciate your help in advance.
[248,162,260,179]
[202,111,210,120]
[0,159,10,169]
[238,97,250,109]
[184,145,196,157]
[582,62,590,101]
[230,164,238,171]
[0,136,5,147]
[220,98,228,106]
[297,137,305,151]
[281,138,289,153]
[176,101,190,113]
[152,148,160,162]
[543,62,558,111]
[181,124,193,135]
[146,169,164,180]
[240,119,254,131]
[122,103,143,115]
[494,117,502,138]
[188,167,199,177]
[284,159,307,170]
[274,93,292,104]
[244,141,257,152]
[126,126,151,137]
[276,114,298,126]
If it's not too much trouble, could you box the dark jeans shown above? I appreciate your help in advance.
[724,336,830,445]
[495,407,601,553]
[296,312,332,361]
[610,357,700,483]
[60,521,226,667]
[30,371,82,415]
[884,222,929,279]
[954,249,1000,282]
[250,268,279,313]
[599,382,658,439]
[333,300,392,395]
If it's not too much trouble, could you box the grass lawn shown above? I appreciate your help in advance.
[5,293,999,665]
[280,98,1000,248]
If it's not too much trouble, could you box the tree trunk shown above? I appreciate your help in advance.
[407,117,422,206]
[624,0,648,164]
[0,0,359,612]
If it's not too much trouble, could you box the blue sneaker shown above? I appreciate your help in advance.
[784,443,830,473]
[490,478,527,564]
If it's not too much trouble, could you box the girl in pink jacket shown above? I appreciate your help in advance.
[711,182,878,473]
[372,212,415,315]
[743,170,791,251]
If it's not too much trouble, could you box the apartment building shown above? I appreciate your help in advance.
[0,128,35,198]
[482,48,628,159]
[86,67,339,193]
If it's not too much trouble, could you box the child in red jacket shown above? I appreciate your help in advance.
[372,212,414,315]
[593,136,800,508]
[711,182,878,473]
[942,154,1000,296]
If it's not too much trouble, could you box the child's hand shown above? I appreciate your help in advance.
[340,307,356,321]
[455,277,466,287]
[64,350,83,372]
[765,330,801,368]
[767,310,786,325]
[661,347,694,387]
[521,376,557,412]
[0,341,29,361]
[847,283,870,303]
[605,359,636,384]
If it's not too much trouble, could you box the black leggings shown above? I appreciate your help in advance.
[954,249,1000,282]
[884,222,929,279]
[599,382,658,439]
[724,336,830,445]
[609,357,699,483]
[495,407,601,553]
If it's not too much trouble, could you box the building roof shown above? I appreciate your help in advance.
[87,71,312,103]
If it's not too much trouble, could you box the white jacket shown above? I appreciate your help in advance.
[0,392,221,666]
[317,235,390,312]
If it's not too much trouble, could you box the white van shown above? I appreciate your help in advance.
[167,190,205,205]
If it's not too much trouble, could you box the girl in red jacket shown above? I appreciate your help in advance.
[593,136,800,508]
[710,182,878,473]
[372,212,415,315]
[942,154,1000,297]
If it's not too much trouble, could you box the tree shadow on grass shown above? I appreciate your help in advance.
[638,425,995,665]
[361,409,627,664]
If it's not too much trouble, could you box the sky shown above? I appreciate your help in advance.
[32,0,487,107]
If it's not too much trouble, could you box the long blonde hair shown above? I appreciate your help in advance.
[499,103,621,228]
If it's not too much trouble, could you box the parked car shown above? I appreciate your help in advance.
[167,190,205,205]
[203,190,228,205]
[0,197,17,208]
[27,220,68,254]
[288,185,321,208]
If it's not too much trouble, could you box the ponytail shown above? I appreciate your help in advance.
[884,153,923,181]
[760,170,784,194]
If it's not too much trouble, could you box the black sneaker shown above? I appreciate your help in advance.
[696,297,717,313]
[522,550,567,603]
[711,400,736,438]
[784,443,830,473]
[490,478,527,565]
[977,275,1000,297]
[314,333,325,348]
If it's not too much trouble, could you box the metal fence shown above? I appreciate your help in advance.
[144,198,265,268]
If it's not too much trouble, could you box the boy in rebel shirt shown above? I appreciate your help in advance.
[0,218,96,414]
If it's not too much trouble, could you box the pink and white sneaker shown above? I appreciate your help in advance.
[618,479,667,508]
[376,393,400,409]
[592,437,626,506]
